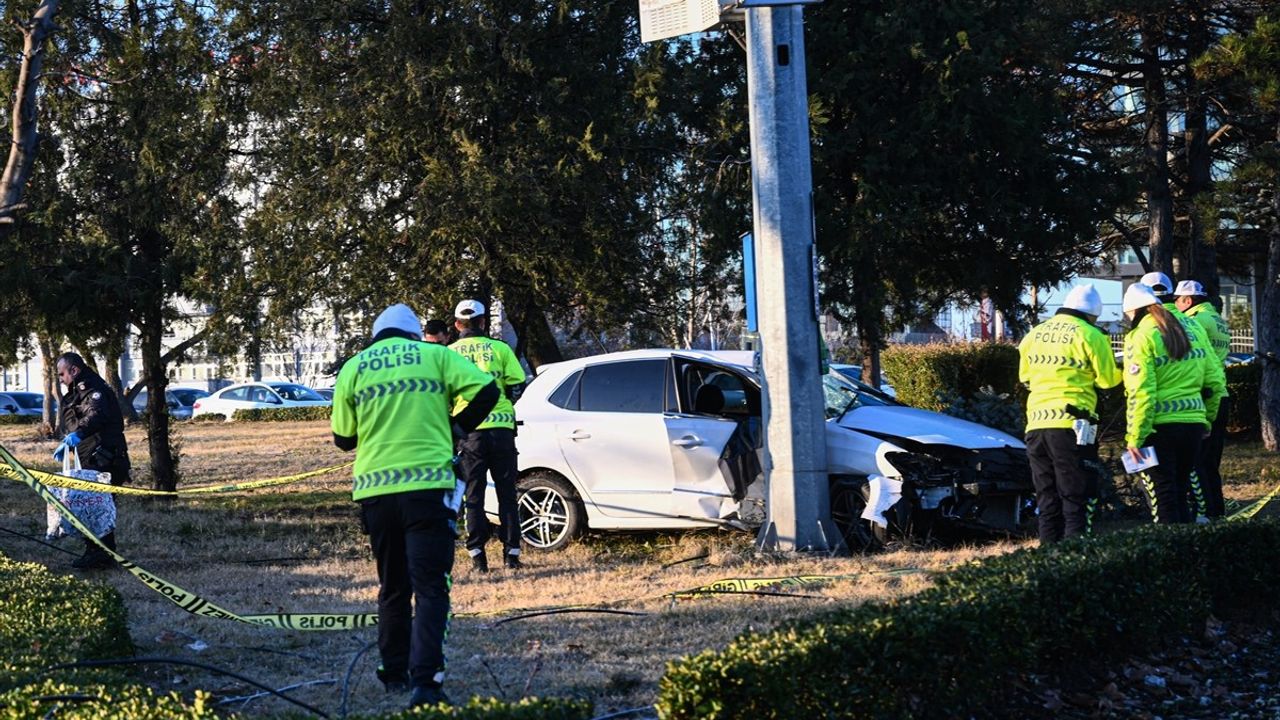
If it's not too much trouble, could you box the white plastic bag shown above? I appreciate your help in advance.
[45,448,117,540]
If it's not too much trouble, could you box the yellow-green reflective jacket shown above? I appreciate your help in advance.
[449,335,526,430]
[1122,312,1226,447]
[1018,312,1122,431]
[1185,302,1231,364]
[331,337,494,500]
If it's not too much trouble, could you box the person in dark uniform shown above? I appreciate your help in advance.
[52,352,129,569]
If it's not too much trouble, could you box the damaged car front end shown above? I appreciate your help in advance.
[824,373,1034,549]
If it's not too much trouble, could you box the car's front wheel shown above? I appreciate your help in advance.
[515,474,584,551]
[829,477,889,552]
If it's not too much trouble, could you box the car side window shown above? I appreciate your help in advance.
[578,359,666,413]
[679,363,758,417]
[222,387,248,401]
[547,370,582,410]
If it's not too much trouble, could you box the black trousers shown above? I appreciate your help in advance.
[457,428,520,555]
[360,489,455,689]
[1139,423,1203,525]
[1191,396,1230,518]
[1026,429,1097,543]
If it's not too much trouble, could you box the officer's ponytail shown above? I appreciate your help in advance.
[1147,304,1190,360]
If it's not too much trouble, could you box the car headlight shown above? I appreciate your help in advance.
[884,451,959,487]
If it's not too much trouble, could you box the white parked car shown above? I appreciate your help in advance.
[489,349,1032,551]
[191,382,330,420]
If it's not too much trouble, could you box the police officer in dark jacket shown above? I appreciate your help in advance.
[53,352,129,569]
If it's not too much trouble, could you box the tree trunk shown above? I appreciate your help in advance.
[505,296,563,370]
[39,334,59,436]
[1259,120,1280,452]
[1185,3,1219,299]
[140,301,177,492]
[1141,18,1175,276]
[0,0,60,225]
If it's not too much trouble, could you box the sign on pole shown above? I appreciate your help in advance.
[638,0,722,43]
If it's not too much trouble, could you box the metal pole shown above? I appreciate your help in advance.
[746,4,836,552]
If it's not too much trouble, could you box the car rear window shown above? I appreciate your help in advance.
[547,370,582,410]
[579,359,666,414]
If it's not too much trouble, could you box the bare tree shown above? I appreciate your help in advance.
[0,0,60,225]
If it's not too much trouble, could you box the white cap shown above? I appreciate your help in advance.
[454,299,485,319]
[372,303,423,339]
[1174,280,1207,297]
[1062,285,1102,317]
[1122,283,1160,313]
[1139,271,1173,294]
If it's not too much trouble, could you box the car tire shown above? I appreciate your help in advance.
[515,474,584,551]
[829,477,888,553]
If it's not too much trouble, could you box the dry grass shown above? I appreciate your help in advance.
[0,421,1275,718]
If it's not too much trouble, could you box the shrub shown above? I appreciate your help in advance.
[0,552,133,689]
[882,343,1024,434]
[349,697,594,719]
[232,406,332,422]
[656,520,1280,720]
[1225,362,1261,434]
[0,416,38,426]
[0,681,218,720]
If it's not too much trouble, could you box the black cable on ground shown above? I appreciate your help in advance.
[0,524,79,555]
[590,706,658,720]
[660,553,709,569]
[43,657,331,719]
[339,640,378,720]
[487,608,649,628]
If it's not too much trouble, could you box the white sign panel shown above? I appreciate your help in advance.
[638,0,722,43]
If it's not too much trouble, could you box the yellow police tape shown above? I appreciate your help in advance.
[666,567,926,599]
[0,445,376,631]
[1227,481,1280,522]
[0,461,352,496]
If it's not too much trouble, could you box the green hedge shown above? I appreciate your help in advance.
[656,520,1280,720]
[1225,362,1261,434]
[231,406,332,422]
[0,416,38,426]
[0,553,133,689]
[0,682,219,720]
[881,343,1022,412]
[349,697,594,719]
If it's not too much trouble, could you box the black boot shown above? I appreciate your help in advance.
[408,684,451,708]
[71,535,114,570]
[503,551,522,570]
[376,665,410,693]
[471,552,488,573]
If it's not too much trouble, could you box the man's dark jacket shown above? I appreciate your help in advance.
[60,369,131,480]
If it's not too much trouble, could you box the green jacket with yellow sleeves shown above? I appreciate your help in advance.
[1018,310,1122,431]
[332,336,495,501]
[1122,311,1226,448]
[449,332,526,431]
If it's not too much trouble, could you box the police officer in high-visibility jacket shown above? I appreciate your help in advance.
[1141,272,1229,520]
[449,299,528,572]
[1018,285,1121,542]
[1121,284,1225,525]
[1174,280,1232,518]
[332,303,498,709]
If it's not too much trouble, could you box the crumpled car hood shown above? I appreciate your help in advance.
[837,405,1025,450]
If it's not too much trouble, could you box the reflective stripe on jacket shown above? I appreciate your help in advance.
[449,335,526,430]
[1122,312,1225,447]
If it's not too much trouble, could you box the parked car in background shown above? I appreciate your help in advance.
[0,391,46,418]
[132,387,210,420]
[314,387,335,401]
[191,382,330,420]
[495,349,1032,551]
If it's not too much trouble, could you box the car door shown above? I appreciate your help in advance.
[554,358,679,519]
[667,359,758,520]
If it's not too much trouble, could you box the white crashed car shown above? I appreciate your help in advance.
[489,349,1032,550]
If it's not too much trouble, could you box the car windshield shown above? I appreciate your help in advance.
[822,372,897,419]
[270,384,325,401]
[11,393,43,409]
[169,388,208,405]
